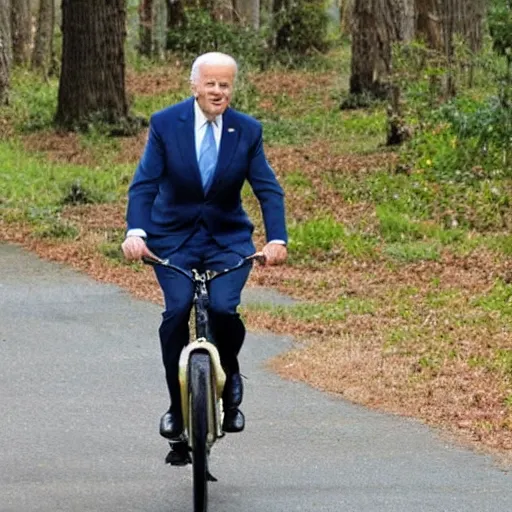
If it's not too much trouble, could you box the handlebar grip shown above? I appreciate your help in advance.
[141,256,157,266]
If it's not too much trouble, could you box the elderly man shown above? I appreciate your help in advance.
[122,52,287,464]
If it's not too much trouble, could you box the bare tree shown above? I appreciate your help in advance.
[11,0,31,65]
[55,0,129,129]
[32,0,55,75]
[0,0,11,104]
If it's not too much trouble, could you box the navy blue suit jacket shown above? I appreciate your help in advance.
[126,97,287,256]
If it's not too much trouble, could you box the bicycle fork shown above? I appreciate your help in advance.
[178,270,227,445]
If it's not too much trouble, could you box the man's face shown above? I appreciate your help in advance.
[192,63,235,120]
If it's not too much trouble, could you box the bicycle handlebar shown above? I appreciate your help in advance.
[141,251,266,281]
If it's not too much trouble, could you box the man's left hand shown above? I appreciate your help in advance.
[262,242,287,265]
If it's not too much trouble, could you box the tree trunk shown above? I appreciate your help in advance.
[214,0,234,22]
[452,0,485,53]
[166,0,185,30]
[139,0,153,57]
[348,0,415,99]
[438,0,486,94]
[55,0,129,129]
[32,0,55,75]
[349,0,377,96]
[152,0,166,58]
[415,0,442,50]
[11,0,31,65]
[234,0,259,29]
[441,0,456,97]
[0,0,11,105]
[340,0,354,35]
[139,0,168,58]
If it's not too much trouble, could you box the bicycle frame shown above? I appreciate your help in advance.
[142,252,264,446]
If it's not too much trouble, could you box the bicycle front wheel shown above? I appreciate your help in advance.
[189,352,211,512]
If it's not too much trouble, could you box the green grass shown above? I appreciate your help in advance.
[325,160,512,257]
[288,216,345,253]
[259,106,387,148]
[283,170,314,189]
[425,288,463,309]
[32,216,79,240]
[287,216,378,262]
[483,234,512,255]
[0,141,129,215]
[246,295,375,323]
[377,204,466,244]
[474,280,512,318]
[287,207,475,264]
[493,349,512,378]
[131,91,189,118]
[7,70,59,131]
[383,241,441,262]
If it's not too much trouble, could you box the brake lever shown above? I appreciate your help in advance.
[246,252,267,265]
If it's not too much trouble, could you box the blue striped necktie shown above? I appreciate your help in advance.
[198,121,218,192]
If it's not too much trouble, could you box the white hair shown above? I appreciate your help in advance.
[190,52,238,84]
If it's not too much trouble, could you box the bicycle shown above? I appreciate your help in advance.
[143,251,265,512]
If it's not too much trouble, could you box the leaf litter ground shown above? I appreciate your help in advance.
[3,65,512,464]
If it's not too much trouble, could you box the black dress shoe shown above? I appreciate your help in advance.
[159,410,183,440]
[222,408,245,432]
[223,373,243,407]
[222,373,245,433]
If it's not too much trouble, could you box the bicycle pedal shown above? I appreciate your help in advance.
[165,441,191,466]
[165,449,191,466]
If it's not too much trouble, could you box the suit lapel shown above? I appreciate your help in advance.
[207,108,240,196]
[176,99,203,192]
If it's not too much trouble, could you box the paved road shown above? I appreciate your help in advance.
[1,243,510,512]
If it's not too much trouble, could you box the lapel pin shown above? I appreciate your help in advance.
[228,128,235,133]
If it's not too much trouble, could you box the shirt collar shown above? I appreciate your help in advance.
[194,100,222,130]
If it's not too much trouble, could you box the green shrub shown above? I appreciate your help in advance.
[401,97,511,183]
[272,0,331,59]
[392,30,512,192]
[165,9,267,68]
[488,0,512,63]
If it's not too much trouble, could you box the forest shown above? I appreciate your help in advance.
[1,0,512,457]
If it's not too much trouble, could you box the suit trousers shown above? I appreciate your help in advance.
[149,224,252,414]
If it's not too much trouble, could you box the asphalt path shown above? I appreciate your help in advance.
[1,243,510,512]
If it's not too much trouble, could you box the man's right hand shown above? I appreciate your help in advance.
[121,236,152,261]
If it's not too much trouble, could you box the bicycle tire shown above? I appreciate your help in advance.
[189,351,211,512]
